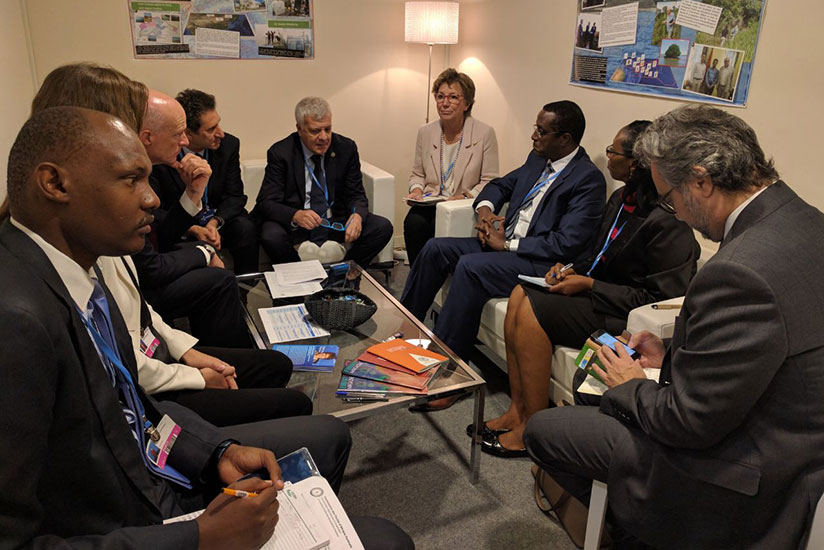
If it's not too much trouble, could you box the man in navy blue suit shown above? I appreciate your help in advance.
[401,101,605,361]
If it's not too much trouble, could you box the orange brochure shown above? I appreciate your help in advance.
[365,339,448,374]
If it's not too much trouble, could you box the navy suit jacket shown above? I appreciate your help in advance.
[473,147,606,263]
[253,132,369,227]
[151,133,248,252]
[0,221,224,548]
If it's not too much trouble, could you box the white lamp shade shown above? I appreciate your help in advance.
[404,2,459,44]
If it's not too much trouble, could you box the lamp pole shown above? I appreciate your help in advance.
[426,43,433,123]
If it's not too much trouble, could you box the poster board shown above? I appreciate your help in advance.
[128,0,314,60]
[570,0,767,106]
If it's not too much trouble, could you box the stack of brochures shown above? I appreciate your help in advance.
[336,339,447,397]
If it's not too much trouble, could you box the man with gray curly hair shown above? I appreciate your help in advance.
[254,96,393,265]
[524,104,824,549]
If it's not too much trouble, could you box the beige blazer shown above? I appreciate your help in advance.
[96,256,203,394]
[408,116,499,198]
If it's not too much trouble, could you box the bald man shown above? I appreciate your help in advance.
[132,90,252,348]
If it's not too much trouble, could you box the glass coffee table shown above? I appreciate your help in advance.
[237,262,487,483]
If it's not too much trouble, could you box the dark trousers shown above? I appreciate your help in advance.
[403,205,436,266]
[152,346,312,427]
[220,212,259,275]
[400,237,548,359]
[143,266,253,349]
[260,213,393,267]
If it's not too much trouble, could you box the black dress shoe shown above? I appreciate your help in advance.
[465,422,509,439]
[481,433,528,458]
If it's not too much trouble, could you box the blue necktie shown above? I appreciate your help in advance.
[84,280,191,488]
[505,162,555,239]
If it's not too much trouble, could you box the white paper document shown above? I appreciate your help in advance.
[578,368,662,396]
[518,274,552,288]
[675,0,723,34]
[259,304,330,344]
[599,2,639,48]
[264,272,323,299]
[164,476,362,550]
[274,260,328,286]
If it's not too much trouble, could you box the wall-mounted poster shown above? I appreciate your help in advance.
[570,0,767,106]
[128,0,314,59]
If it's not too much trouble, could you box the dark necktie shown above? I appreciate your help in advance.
[84,279,191,488]
[505,162,555,239]
[309,154,329,216]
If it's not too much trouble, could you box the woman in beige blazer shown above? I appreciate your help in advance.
[404,68,499,265]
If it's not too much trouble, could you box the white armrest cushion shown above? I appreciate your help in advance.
[626,297,684,339]
[434,199,475,238]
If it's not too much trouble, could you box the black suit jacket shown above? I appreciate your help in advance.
[600,182,824,549]
[253,132,369,227]
[0,221,223,548]
[576,187,699,332]
[151,133,248,252]
[473,147,606,263]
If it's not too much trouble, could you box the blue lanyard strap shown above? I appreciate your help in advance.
[586,206,627,277]
[305,158,333,207]
[519,168,561,208]
[439,131,464,194]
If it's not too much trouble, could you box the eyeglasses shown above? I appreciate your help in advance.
[605,145,632,158]
[320,218,350,231]
[434,93,463,104]
[657,188,676,213]
[533,125,561,138]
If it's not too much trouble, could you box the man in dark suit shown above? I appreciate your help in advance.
[151,89,259,274]
[524,105,824,549]
[253,96,393,266]
[136,89,251,348]
[0,106,413,549]
[401,100,606,360]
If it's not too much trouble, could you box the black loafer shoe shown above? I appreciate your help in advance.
[481,433,528,458]
[465,422,509,439]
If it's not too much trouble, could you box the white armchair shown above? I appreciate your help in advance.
[240,158,396,266]
[431,199,715,404]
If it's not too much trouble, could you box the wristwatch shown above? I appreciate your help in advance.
[504,240,511,252]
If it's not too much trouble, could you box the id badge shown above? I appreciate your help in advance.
[139,326,160,358]
[195,208,216,226]
[145,415,181,469]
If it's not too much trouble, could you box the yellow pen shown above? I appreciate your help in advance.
[222,488,260,498]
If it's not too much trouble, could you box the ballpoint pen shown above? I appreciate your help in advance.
[340,396,390,402]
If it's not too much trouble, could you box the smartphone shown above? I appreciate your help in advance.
[591,329,639,360]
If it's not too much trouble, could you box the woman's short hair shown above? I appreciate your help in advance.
[431,68,476,116]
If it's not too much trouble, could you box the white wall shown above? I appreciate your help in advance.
[0,0,36,203]
[7,0,824,241]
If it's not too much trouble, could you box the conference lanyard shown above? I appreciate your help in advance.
[586,206,627,277]
[440,131,464,194]
[305,158,333,207]
[518,169,561,209]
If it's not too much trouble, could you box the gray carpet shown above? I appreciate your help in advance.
[337,262,578,550]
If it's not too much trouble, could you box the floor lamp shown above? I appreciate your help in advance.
[404,2,459,123]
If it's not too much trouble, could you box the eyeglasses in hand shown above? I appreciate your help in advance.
[320,218,350,231]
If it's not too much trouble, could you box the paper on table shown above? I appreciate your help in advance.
[264,272,323,299]
[577,368,661,396]
[517,274,552,288]
[274,260,328,287]
[163,478,332,550]
[259,304,330,344]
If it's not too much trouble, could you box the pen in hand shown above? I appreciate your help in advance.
[222,487,260,498]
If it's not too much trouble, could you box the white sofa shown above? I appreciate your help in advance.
[431,199,715,404]
[240,159,396,266]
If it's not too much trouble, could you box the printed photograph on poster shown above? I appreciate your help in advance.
[651,2,681,45]
[581,0,605,9]
[611,51,679,90]
[132,4,182,45]
[658,38,689,66]
[185,12,254,36]
[233,0,266,12]
[267,0,310,17]
[693,0,763,63]
[192,0,234,14]
[255,20,312,58]
[682,44,744,101]
[576,12,602,52]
